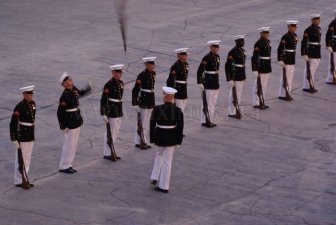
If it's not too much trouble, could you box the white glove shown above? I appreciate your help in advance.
[278,61,285,68]
[12,141,20,149]
[102,115,109,123]
[198,83,204,91]
[229,80,235,87]
[253,71,258,77]
[327,47,333,53]
[63,128,69,134]
[303,55,309,62]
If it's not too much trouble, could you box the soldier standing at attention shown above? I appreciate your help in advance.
[10,85,36,189]
[197,40,221,127]
[101,64,124,160]
[252,27,272,109]
[325,10,336,84]
[132,57,157,150]
[277,20,299,101]
[150,87,184,193]
[57,72,91,174]
[166,48,189,113]
[301,14,321,93]
[225,35,246,118]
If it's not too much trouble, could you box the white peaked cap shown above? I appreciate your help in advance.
[174,48,188,54]
[142,57,157,63]
[59,71,70,84]
[109,64,124,71]
[162,86,177,95]
[20,85,35,93]
[233,34,245,40]
[258,27,271,32]
[286,20,299,25]
[207,40,221,45]
[311,13,321,19]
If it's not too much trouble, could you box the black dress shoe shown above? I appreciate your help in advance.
[59,168,74,174]
[303,88,317,93]
[116,156,121,160]
[278,96,292,101]
[201,122,216,128]
[15,183,34,189]
[69,167,77,173]
[155,187,168,193]
[228,114,236,118]
[254,105,269,110]
[326,82,336,85]
[135,144,151,150]
[103,156,117,161]
[150,180,157,185]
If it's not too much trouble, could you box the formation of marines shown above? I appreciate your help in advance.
[9,12,336,193]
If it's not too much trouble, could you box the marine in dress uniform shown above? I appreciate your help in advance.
[225,35,246,118]
[166,48,189,113]
[101,64,124,160]
[57,72,91,174]
[132,57,157,149]
[150,87,184,193]
[252,27,272,109]
[325,10,336,84]
[197,40,221,127]
[10,85,36,189]
[301,14,321,92]
[277,20,299,100]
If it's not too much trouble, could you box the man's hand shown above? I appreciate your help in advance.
[229,80,235,87]
[327,47,333,53]
[278,61,285,68]
[303,55,309,62]
[102,115,109,123]
[12,141,20,149]
[253,71,258,77]
[63,128,69,134]
[198,83,204,91]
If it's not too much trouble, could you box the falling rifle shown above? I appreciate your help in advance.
[16,124,30,189]
[231,60,242,119]
[105,97,118,161]
[201,66,211,125]
[137,111,147,149]
[282,67,291,99]
[114,0,127,52]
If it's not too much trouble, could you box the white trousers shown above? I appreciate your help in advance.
[326,53,336,83]
[252,73,270,106]
[279,65,295,97]
[150,146,176,190]
[59,127,80,170]
[228,81,244,115]
[14,141,34,185]
[103,117,122,156]
[175,99,187,113]
[303,58,320,89]
[200,89,219,123]
[135,108,153,144]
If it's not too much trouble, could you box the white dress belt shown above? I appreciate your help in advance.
[204,71,219,74]
[19,121,34,126]
[108,98,123,102]
[156,124,176,129]
[66,107,79,112]
[141,88,154,93]
[285,49,295,52]
[308,42,320,45]
[233,64,244,68]
[259,56,271,60]
[175,80,187,84]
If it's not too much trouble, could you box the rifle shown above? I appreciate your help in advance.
[256,73,265,107]
[105,97,118,161]
[137,111,147,149]
[282,67,291,99]
[202,89,211,125]
[306,60,315,91]
[16,124,30,189]
[331,51,336,84]
[231,60,242,119]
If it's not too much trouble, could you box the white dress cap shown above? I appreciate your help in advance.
[174,48,188,54]
[311,13,321,19]
[59,71,70,84]
[142,57,157,63]
[20,85,35,93]
[258,27,271,32]
[233,34,245,40]
[109,64,124,71]
[207,40,221,46]
[286,20,299,25]
[162,86,177,95]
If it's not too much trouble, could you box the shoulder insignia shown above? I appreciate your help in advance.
[103,89,109,94]
[60,101,66,107]
[254,47,259,51]
[202,61,207,65]
[171,71,176,76]
[14,111,19,117]
[136,80,141,84]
